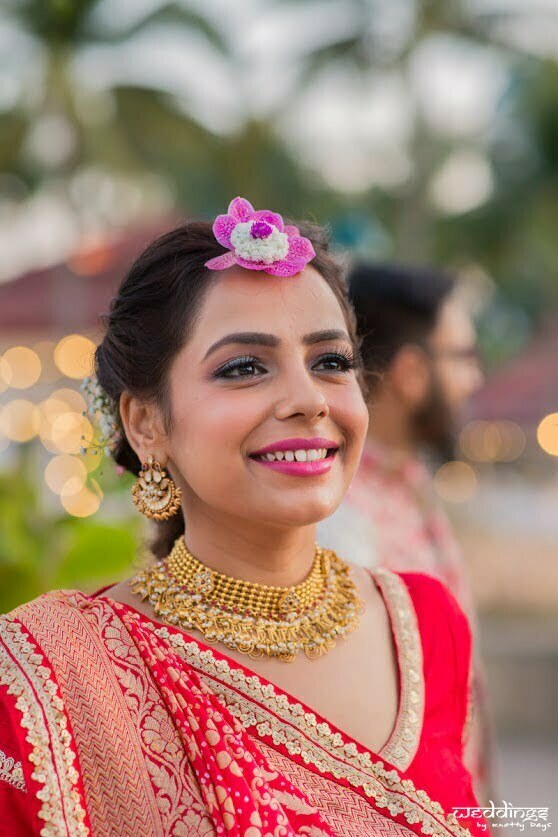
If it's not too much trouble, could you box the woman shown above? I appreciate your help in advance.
[0,198,489,835]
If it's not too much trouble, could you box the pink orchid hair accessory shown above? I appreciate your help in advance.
[205,196,316,277]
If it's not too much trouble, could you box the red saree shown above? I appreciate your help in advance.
[0,568,490,836]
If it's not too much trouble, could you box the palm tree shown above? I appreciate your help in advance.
[272,0,558,260]
[1,0,230,183]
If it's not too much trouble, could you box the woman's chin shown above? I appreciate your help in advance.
[255,497,342,528]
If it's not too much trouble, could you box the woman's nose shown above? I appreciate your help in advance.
[273,365,329,420]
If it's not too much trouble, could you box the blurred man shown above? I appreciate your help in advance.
[317,261,498,807]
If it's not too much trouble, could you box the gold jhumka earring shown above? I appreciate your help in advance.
[131,454,182,520]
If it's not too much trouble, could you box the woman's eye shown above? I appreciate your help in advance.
[213,350,358,380]
[214,357,266,379]
[314,352,358,372]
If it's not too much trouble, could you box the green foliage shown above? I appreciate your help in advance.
[49,521,139,588]
[0,444,144,613]
[5,0,229,50]
[2,0,230,184]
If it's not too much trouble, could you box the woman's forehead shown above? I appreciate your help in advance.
[198,264,344,332]
[171,265,349,368]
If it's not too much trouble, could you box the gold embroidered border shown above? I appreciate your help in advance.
[462,668,475,748]
[45,592,213,836]
[213,682,452,836]
[0,616,89,836]
[0,746,26,791]
[373,568,425,771]
[258,739,418,836]
[138,617,472,837]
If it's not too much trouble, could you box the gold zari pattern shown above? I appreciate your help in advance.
[136,592,470,837]
[372,568,424,771]
[130,536,363,662]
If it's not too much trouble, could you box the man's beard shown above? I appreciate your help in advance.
[410,371,457,462]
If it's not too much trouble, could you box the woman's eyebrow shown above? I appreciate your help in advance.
[203,329,350,361]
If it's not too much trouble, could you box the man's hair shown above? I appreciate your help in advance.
[347,261,457,379]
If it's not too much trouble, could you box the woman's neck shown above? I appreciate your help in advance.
[179,511,318,588]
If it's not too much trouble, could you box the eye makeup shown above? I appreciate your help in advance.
[211,346,362,380]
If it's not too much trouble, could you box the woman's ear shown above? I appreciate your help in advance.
[119,392,166,463]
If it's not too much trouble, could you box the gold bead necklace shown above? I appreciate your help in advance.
[129,535,364,662]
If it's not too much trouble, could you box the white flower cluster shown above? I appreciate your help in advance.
[79,374,121,458]
[230,221,289,264]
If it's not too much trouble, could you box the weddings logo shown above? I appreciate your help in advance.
[452,800,551,831]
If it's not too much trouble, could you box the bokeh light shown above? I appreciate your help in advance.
[0,355,12,393]
[537,413,558,457]
[38,389,89,454]
[2,346,41,389]
[67,236,113,276]
[434,460,477,503]
[60,483,102,517]
[50,387,87,413]
[54,334,95,379]
[0,399,40,441]
[44,454,87,496]
[32,340,62,384]
[459,419,526,463]
[50,411,94,454]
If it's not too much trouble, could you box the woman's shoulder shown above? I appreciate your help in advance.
[370,568,472,691]
[384,568,472,647]
[351,563,470,641]
[0,590,89,689]
[0,588,96,623]
[0,588,118,683]
[382,569,473,741]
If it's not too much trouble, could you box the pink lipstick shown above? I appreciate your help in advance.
[248,436,340,477]
[250,450,338,476]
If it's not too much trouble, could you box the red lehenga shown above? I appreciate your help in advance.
[0,567,490,836]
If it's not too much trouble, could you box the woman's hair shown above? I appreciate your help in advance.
[95,219,366,559]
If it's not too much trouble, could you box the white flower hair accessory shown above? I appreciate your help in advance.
[79,374,122,459]
[205,196,315,276]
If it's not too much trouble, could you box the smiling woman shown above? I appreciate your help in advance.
[99,204,369,562]
[0,198,488,835]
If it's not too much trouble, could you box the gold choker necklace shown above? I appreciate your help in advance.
[129,535,363,662]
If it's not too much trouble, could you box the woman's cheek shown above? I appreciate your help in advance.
[175,402,245,473]
[333,387,368,435]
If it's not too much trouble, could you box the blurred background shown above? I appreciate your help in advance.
[0,0,557,819]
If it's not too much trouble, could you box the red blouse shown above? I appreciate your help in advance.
[0,569,489,835]
[397,571,478,815]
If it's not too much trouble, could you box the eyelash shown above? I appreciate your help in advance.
[213,348,361,380]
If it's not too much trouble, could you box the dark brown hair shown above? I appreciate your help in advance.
[348,261,456,379]
[95,219,366,559]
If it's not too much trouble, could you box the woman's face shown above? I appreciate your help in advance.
[164,265,369,530]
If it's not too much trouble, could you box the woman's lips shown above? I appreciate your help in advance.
[249,449,338,476]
